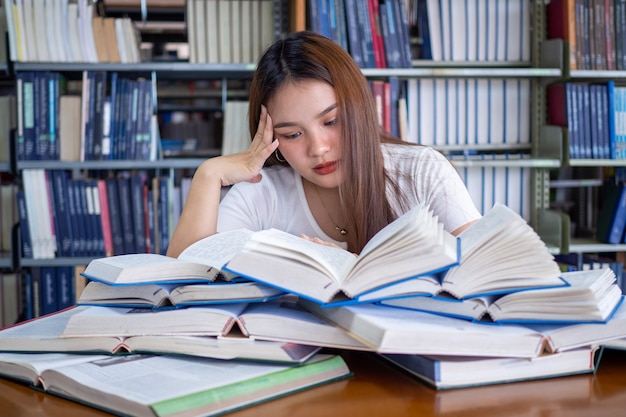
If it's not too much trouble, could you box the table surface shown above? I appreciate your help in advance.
[1,348,625,417]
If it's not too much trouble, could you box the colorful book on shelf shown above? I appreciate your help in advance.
[0,351,351,417]
[382,346,601,390]
[379,268,624,324]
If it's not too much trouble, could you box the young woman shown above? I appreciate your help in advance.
[166,31,481,258]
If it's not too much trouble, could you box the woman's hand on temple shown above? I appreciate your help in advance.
[200,105,279,187]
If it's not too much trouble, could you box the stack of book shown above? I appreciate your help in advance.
[1,203,626,415]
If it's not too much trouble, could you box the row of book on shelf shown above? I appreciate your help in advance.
[18,170,178,260]
[1,202,626,415]
[187,0,276,64]
[417,0,532,63]
[309,0,413,68]
[15,71,157,162]
[548,81,626,160]
[404,78,532,148]
[547,0,626,71]
[3,0,141,63]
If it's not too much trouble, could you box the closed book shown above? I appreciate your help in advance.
[596,183,626,243]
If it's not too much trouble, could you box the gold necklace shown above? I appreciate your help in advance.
[312,185,348,236]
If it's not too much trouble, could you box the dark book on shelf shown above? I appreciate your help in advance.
[595,182,626,244]
[105,177,126,255]
[49,171,74,257]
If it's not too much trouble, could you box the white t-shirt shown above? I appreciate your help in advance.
[217,144,481,248]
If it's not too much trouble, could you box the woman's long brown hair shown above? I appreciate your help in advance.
[248,31,405,253]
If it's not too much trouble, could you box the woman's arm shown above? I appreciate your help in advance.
[166,106,278,257]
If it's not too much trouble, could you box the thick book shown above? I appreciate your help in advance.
[58,301,370,351]
[0,304,341,364]
[81,253,230,284]
[382,346,601,390]
[0,351,351,417]
[352,203,563,303]
[210,204,460,306]
[77,280,286,308]
[303,300,626,357]
[379,268,624,324]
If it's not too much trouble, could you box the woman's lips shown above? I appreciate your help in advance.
[313,161,337,175]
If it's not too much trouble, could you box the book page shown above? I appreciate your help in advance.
[178,229,254,269]
[244,228,356,282]
[0,352,109,384]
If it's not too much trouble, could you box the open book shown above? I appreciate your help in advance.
[302,301,626,357]
[77,280,285,309]
[380,268,624,324]
[0,352,351,417]
[382,346,600,390]
[0,305,326,364]
[59,301,369,351]
[183,204,459,306]
[340,203,564,303]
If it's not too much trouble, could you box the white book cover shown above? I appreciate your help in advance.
[488,78,505,144]
[67,3,84,62]
[417,79,434,146]
[433,79,447,146]
[24,0,41,61]
[495,0,507,61]
[186,0,196,63]
[114,18,127,62]
[445,79,458,145]
[485,0,497,61]
[465,79,477,145]
[4,0,19,61]
[406,79,419,144]
[518,78,531,144]
[205,0,220,63]
[218,0,232,63]
[230,0,241,63]
[15,0,30,61]
[449,1,466,61]
[43,0,59,62]
[194,0,206,62]
[475,0,487,61]
[425,0,442,61]
[438,0,450,60]
[465,0,478,61]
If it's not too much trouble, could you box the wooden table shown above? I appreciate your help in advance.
[1,348,625,416]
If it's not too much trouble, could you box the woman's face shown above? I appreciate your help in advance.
[267,80,346,189]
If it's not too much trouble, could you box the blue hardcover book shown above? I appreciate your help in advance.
[117,176,136,254]
[16,191,33,259]
[390,0,412,67]
[416,0,431,59]
[86,179,105,256]
[356,0,376,67]
[105,177,126,255]
[129,174,147,254]
[133,80,154,161]
[39,267,58,316]
[18,72,36,161]
[343,0,365,66]
[102,72,118,160]
[35,72,50,160]
[158,177,170,255]
[607,81,617,159]
[57,266,75,310]
[47,72,61,160]
[579,83,592,159]
[49,171,74,257]
[589,84,599,159]
[596,183,626,244]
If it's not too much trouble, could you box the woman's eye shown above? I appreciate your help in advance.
[325,119,337,126]
[284,132,301,139]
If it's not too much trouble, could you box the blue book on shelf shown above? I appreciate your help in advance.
[16,191,33,259]
[596,183,626,244]
[39,267,58,316]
